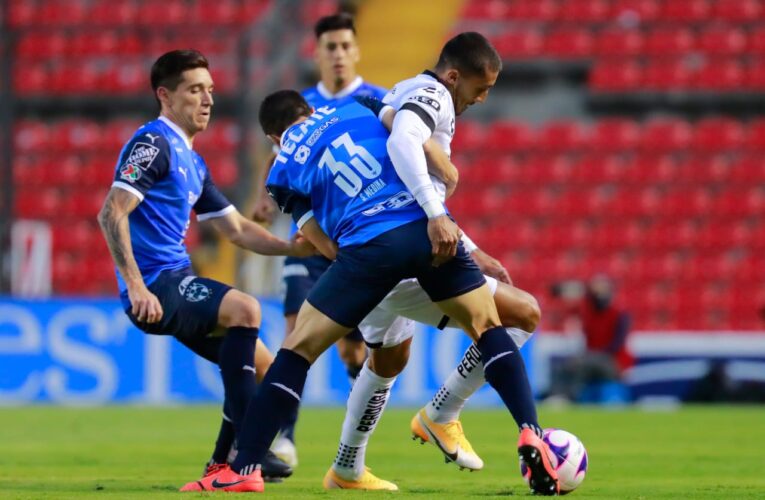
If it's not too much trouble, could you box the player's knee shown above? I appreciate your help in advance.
[517,295,541,333]
[232,296,262,328]
[369,348,408,378]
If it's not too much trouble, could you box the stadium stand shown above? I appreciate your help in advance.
[5,0,764,332]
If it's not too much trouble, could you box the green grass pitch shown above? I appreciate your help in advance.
[1,405,763,498]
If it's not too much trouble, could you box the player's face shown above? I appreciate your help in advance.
[160,67,215,138]
[452,69,498,116]
[315,29,360,89]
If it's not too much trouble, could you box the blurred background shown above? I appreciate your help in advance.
[1,0,764,407]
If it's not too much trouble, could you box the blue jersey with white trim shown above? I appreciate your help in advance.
[111,117,232,294]
[266,102,426,247]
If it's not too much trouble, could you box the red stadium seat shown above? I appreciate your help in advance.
[610,0,660,22]
[38,155,82,186]
[679,154,732,184]
[14,188,61,219]
[698,26,748,57]
[505,0,559,21]
[640,119,692,151]
[627,153,680,184]
[12,62,48,95]
[746,119,765,150]
[537,120,590,151]
[484,121,535,152]
[450,120,485,152]
[16,32,67,59]
[591,118,641,151]
[13,120,50,152]
[90,0,137,25]
[544,29,594,59]
[593,30,644,58]
[745,61,765,91]
[750,27,765,56]
[462,0,509,19]
[713,0,763,23]
[644,28,696,57]
[643,59,694,90]
[691,117,745,152]
[557,0,611,22]
[136,0,188,26]
[492,30,544,59]
[659,0,711,23]
[193,0,240,24]
[589,60,642,92]
[730,153,765,185]
[695,59,744,91]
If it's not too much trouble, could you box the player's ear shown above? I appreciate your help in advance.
[156,86,171,107]
[444,69,459,86]
[266,133,281,146]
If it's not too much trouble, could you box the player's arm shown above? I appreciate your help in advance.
[98,138,172,323]
[250,147,279,222]
[205,210,314,257]
[356,96,458,197]
[289,196,338,260]
[386,95,461,264]
[196,171,314,257]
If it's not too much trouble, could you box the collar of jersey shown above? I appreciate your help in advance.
[316,76,363,100]
[158,116,193,150]
[421,70,456,115]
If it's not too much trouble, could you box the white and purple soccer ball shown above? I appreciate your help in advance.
[520,428,588,494]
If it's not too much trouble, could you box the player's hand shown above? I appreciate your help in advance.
[128,285,163,324]
[251,195,277,223]
[428,215,462,266]
[288,232,317,258]
[471,248,512,285]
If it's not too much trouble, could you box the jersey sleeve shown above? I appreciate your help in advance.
[398,85,451,133]
[111,132,171,201]
[194,169,235,221]
[265,158,309,217]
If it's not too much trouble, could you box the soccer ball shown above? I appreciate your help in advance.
[520,428,588,494]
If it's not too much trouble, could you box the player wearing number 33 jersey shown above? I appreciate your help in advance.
[267,101,428,248]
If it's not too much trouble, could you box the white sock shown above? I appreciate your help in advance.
[426,328,532,424]
[332,361,396,480]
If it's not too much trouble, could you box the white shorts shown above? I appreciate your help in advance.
[358,275,531,349]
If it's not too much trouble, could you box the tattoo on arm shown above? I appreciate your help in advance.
[98,190,141,281]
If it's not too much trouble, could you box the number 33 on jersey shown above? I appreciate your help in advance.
[266,101,427,248]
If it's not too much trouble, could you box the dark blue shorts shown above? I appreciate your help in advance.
[122,267,232,344]
[283,254,363,342]
[307,218,486,328]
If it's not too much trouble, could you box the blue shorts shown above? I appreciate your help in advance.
[283,254,364,342]
[307,218,486,328]
[122,267,232,344]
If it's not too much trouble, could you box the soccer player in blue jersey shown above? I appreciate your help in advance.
[96,50,313,492]
[249,13,388,466]
[189,92,558,494]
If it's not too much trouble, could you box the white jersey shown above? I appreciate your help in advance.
[383,71,457,201]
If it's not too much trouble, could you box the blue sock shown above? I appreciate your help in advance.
[232,348,310,474]
[477,326,541,436]
[218,326,259,435]
[211,405,236,464]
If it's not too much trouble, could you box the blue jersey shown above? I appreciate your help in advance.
[301,77,387,110]
[266,102,426,247]
[111,117,232,295]
[285,78,388,237]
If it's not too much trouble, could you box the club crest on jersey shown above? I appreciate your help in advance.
[119,163,141,183]
[294,145,311,165]
[178,276,211,302]
[124,142,160,171]
[410,95,441,111]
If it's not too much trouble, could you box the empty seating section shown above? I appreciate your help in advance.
[449,118,765,330]
[10,0,272,95]
[459,0,765,93]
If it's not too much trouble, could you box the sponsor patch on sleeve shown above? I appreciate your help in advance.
[119,163,142,183]
[409,94,441,111]
[123,142,160,171]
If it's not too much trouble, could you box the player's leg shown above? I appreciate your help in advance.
[419,255,558,495]
[336,333,367,382]
[221,233,411,488]
[325,311,413,490]
[424,282,540,427]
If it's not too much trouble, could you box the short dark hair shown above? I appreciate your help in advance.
[150,49,209,99]
[259,90,313,137]
[435,32,502,77]
[314,13,356,39]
